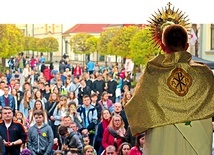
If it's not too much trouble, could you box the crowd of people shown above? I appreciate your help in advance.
[0,53,144,155]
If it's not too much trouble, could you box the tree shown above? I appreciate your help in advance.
[129,27,162,66]
[86,36,99,63]
[23,36,34,57]
[29,37,41,56]
[109,26,140,58]
[0,24,24,67]
[98,28,119,55]
[37,37,58,61]
[69,33,92,64]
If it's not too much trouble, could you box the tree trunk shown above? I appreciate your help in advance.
[50,52,53,62]
[1,58,6,70]
[96,51,99,64]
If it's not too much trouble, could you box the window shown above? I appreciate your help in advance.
[211,24,214,50]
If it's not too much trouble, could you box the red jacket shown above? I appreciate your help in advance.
[73,66,82,76]
[102,127,124,150]
[43,67,52,81]
[129,146,143,155]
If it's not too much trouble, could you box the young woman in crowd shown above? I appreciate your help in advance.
[94,109,112,154]
[33,89,47,109]
[45,92,60,135]
[121,91,132,108]
[53,96,68,138]
[84,145,96,155]
[67,91,79,107]
[67,101,83,129]
[129,132,145,155]
[102,114,126,151]
[117,142,131,155]
[28,99,48,127]
[11,88,18,112]
[19,90,34,119]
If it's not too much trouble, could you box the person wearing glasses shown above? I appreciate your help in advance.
[0,106,27,155]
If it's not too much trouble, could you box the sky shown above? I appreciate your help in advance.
[0,0,213,28]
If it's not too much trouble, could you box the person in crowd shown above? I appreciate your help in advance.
[5,69,12,85]
[0,106,27,155]
[64,68,72,77]
[124,24,214,155]
[19,90,34,119]
[121,91,132,108]
[38,81,46,95]
[69,76,81,97]
[78,79,91,105]
[0,135,5,155]
[14,80,24,108]
[82,135,98,155]
[90,93,102,121]
[70,121,83,142]
[117,142,131,155]
[0,85,16,113]
[53,96,68,138]
[45,92,60,135]
[112,102,129,130]
[114,73,123,103]
[106,74,117,103]
[102,114,126,151]
[98,91,113,113]
[32,89,47,109]
[8,78,16,91]
[58,125,83,155]
[73,63,82,77]
[27,109,54,155]
[84,72,93,89]
[84,144,96,155]
[68,101,83,129]
[23,64,31,78]
[94,109,112,154]
[28,100,48,127]
[10,88,18,112]
[77,95,98,146]
[43,82,51,101]
[129,132,145,155]
[43,66,52,83]
[101,145,117,155]
[67,91,79,107]
[65,76,73,92]
[56,79,68,97]
[87,60,95,75]
[92,74,105,101]
[121,72,131,94]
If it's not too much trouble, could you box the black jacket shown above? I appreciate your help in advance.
[0,120,27,155]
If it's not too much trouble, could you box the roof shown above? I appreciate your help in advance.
[64,24,109,34]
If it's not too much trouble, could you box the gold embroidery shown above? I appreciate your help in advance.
[167,68,192,96]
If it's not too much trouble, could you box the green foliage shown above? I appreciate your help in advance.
[86,36,99,53]
[129,28,162,65]
[23,36,34,51]
[37,37,58,53]
[0,24,24,58]
[98,28,119,55]
[109,26,140,58]
[29,37,41,52]
[69,33,92,54]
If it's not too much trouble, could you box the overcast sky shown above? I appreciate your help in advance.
[0,0,213,25]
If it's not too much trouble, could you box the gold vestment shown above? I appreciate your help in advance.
[124,51,214,136]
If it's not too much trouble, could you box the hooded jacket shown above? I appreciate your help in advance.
[27,123,54,155]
